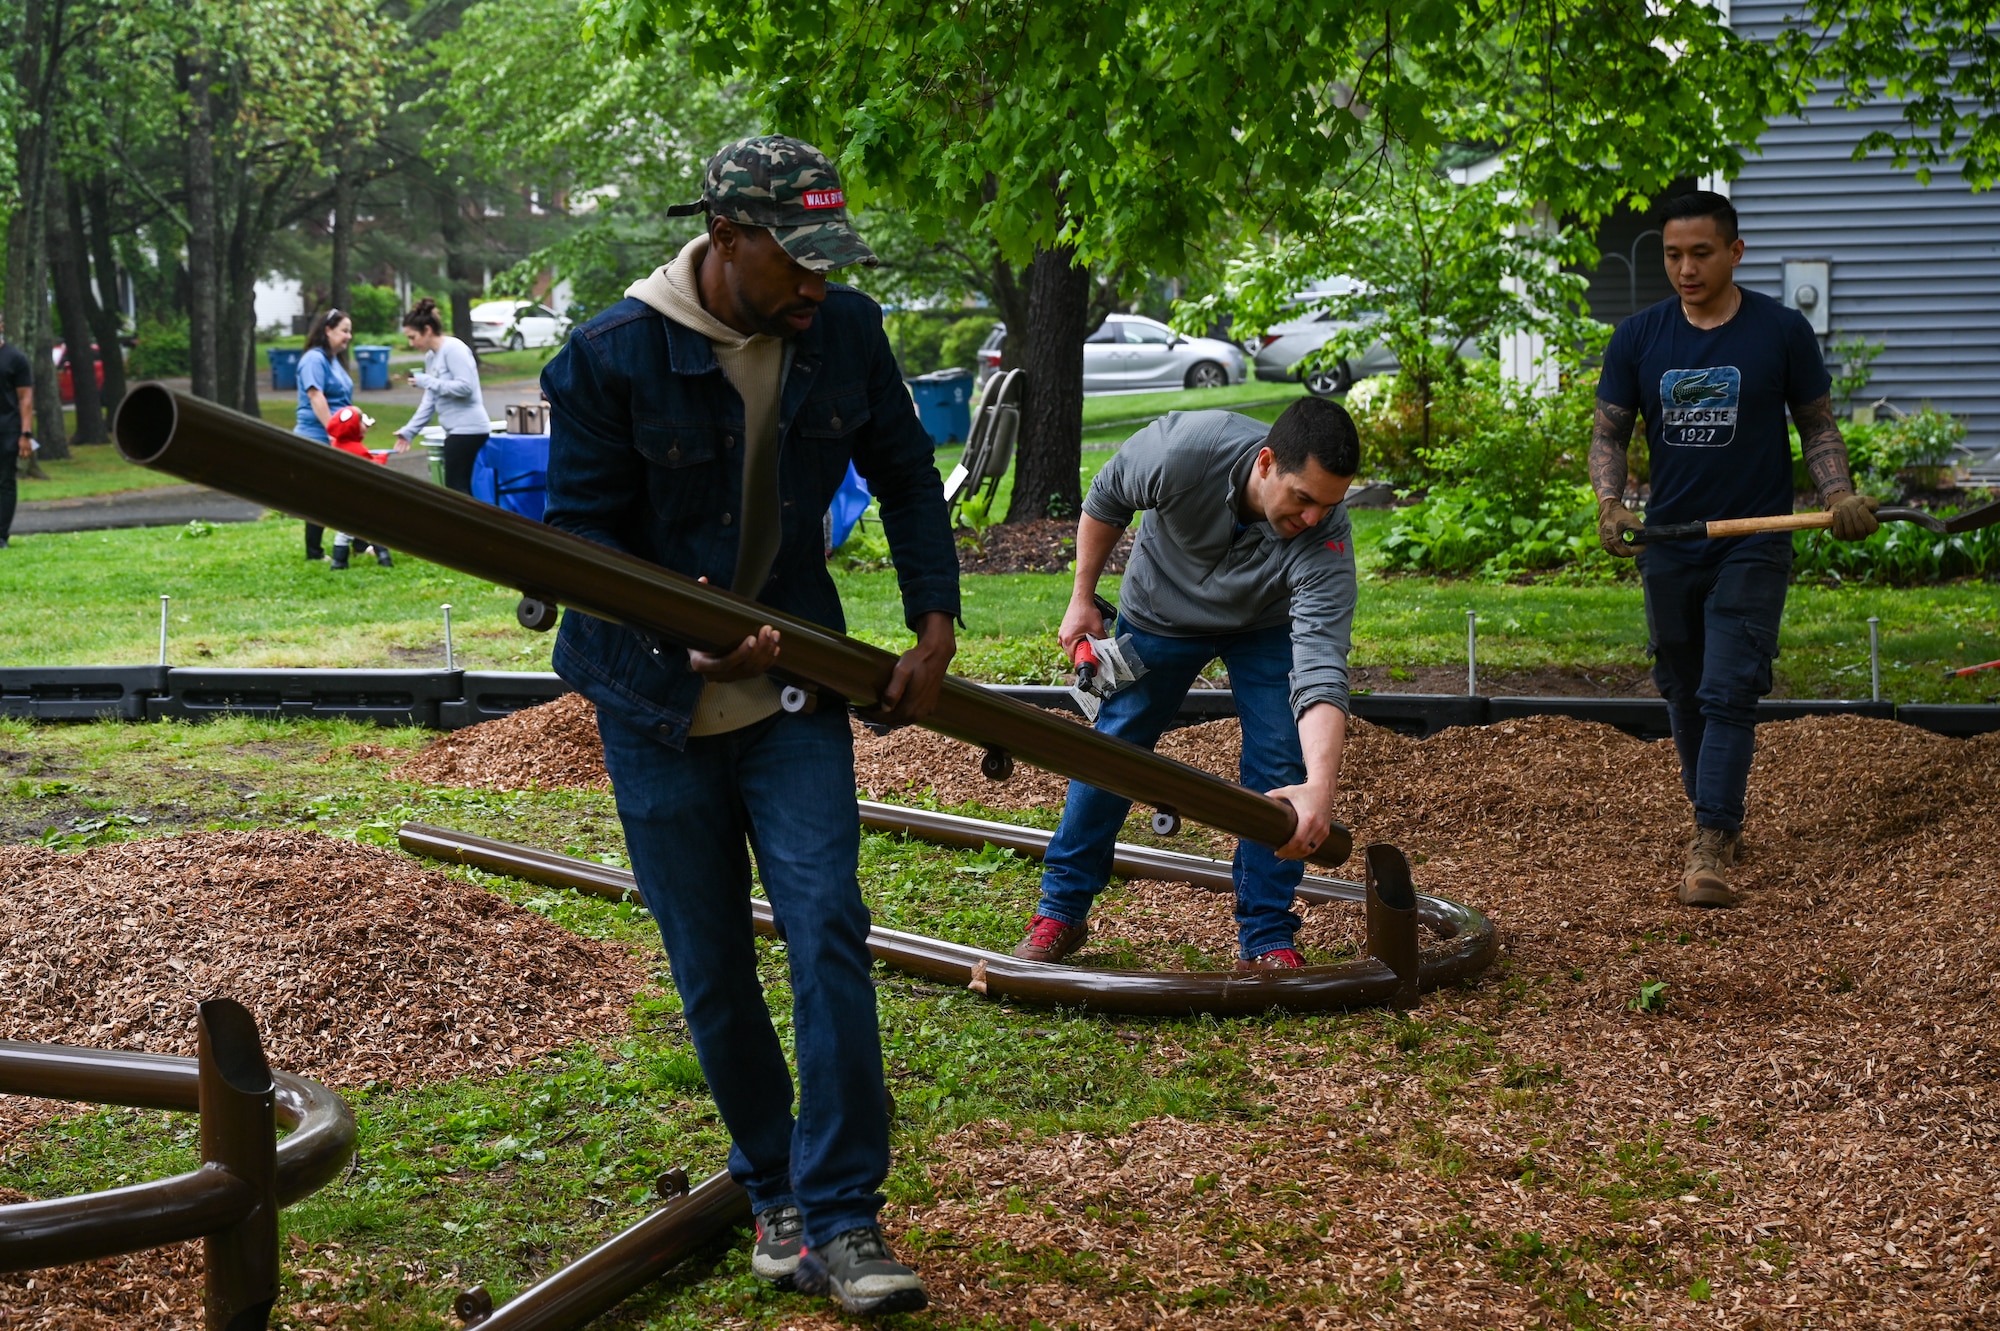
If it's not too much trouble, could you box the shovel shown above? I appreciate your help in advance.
[1624,499,2000,546]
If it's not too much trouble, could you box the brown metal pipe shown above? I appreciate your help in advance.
[0,1035,356,1274]
[456,1170,749,1330]
[114,385,1349,869]
[1363,846,1420,1010]
[197,998,280,1331]
[399,820,1497,1016]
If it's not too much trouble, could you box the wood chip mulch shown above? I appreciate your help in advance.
[955,518,1134,575]
[0,830,647,1329]
[388,697,2000,1325]
[391,691,608,791]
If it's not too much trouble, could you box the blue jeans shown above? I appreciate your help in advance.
[596,704,887,1248]
[1641,541,1792,833]
[1035,621,1306,958]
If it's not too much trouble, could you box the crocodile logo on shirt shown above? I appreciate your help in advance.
[1666,369,1732,407]
[1658,367,1741,448]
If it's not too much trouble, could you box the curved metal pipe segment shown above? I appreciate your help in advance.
[399,816,1496,1017]
[0,999,357,1331]
[114,385,1349,868]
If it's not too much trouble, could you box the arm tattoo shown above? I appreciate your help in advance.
[1791,393,1856,501]
[1589,399,1637,503]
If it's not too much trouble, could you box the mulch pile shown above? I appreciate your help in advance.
[0,829,646,1330]
[391,691,609,791]
[401,699,1999,1324]
[954,517,1134,575]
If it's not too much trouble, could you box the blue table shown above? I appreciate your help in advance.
[472,433,549,522]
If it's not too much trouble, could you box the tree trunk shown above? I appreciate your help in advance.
[219,180,262,415]
[330,159,356,317]
[77,176,128,412]
[1003,245,1089,524]
[439,191,480,349]
[7,0,67,457]
[177,53,222,402]
[49,166,107,443]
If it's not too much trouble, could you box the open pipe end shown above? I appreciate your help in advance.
[1363,844,1417,912]
[113,382,179,467]
[197,998,275,1096]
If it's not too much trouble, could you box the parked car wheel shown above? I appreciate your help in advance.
[1184,360,1229,390]
[505,332,525,353]
[1303,360,1353,397]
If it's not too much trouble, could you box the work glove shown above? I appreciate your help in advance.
[1828,491,1881,541]
[1596,496,1643,558]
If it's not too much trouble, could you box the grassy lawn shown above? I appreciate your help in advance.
[14,445,164,501]
[2,501,1993,701]
[0,716,1318,1326]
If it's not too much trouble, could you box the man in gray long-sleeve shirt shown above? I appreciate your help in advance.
[1016,398,1360,970]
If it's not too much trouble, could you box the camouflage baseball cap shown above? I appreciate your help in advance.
[666,135,877,272]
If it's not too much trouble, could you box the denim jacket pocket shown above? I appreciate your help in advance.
[633,420,722,469]
[795,390,872,441]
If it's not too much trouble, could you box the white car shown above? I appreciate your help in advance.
[469,300,569,351]
[1085,314,1246,391]
[973,315,1248,392]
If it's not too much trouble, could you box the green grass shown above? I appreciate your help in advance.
[15,445,164,501]
[3,505,1994,700]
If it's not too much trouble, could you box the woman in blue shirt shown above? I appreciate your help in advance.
[294,309,389,568]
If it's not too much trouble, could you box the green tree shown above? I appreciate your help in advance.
[590,0,1786,524]
[1776,1,2000,191]
[424,0,753,319]
[1189,164,1604,451]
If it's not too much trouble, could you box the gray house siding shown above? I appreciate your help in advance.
[1731,1,2000,459]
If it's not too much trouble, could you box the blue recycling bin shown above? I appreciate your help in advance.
[472,432,550,522]
[907,367,973,445]
[267,347,302,391]
[352,344,392,391]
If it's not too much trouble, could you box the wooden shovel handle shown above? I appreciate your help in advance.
[1626,511,1833,545]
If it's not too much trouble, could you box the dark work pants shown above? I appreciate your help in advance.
[0,455,16,543]
[442,432,488,495]
[1641,540,1793,834]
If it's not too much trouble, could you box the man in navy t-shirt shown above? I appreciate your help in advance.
[1591,191,1878,909]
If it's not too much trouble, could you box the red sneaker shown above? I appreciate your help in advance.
[1235,947,1305,971]
[1012,914,1089,963]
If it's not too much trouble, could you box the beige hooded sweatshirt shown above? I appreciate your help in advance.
[625,234,788,736]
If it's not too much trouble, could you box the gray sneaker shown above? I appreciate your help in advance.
[794,1225,928,1316]
[751,1203,805,1288]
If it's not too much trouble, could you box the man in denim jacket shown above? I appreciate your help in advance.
[541,135,958,1317]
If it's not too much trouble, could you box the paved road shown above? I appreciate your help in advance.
[14,449,436,535]
[145,374,546,413]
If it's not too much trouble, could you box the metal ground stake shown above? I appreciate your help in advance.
[1868,616,1881,702]
[442,604,456,671]
[1466,611,1478,696]
[159,595,171,666]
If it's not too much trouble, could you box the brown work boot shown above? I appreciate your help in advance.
[1012,914,1088,963]
[1679,826,1737,907]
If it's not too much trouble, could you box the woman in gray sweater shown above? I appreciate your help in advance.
[392,298,490,492]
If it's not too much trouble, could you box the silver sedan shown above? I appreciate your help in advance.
[1248,310,1399,397]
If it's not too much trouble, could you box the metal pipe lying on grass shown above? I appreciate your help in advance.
[453,1169,749,1330]
[114,385,1349,869]
[399,816,1497,1015]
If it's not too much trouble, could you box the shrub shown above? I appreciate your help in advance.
[127,317,190,378]
[886,312,993,377]
[347,283,402,335]
[1378,480,1601,578]
[1792,507,2000,585]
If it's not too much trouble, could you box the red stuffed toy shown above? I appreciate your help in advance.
[326,406,387,465]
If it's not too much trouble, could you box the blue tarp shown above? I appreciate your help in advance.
[828,462,872,550]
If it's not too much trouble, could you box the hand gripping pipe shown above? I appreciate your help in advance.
[114,385,1349,869]
[0,999,357,1331]
[399,819,1498,1016]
